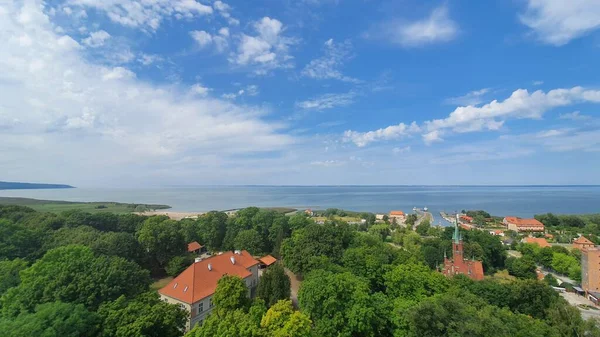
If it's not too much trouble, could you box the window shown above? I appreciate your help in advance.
[198,302,204,313]
[209,298,214,308]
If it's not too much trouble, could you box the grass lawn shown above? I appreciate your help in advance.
[151,277,174,291]
[313,215,362,222]
[0,197,170,214]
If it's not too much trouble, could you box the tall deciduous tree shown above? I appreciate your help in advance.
[0,301,100,337]
[260,300,312,337]
[0,245,150,316]
[137,218,186,271]
[0,258,28,296]
[257,264,291,307]
[98,292,187,337]
[213,275,250,314]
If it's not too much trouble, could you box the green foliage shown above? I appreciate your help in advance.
[187,308,262,337]
[0,219,42,261]
[282,222,354,275]
[384,262,449,301]
[0,245,150,316]
[98,292,187,337]
[257,264,291,307]
[465,210,492,219]
[342,235,397,291]
[299,269,392,337]
[544,274,559,287]
[234,229,264,255]
[213,275,250,314]
[368,223,390,241]
[166,255,192,277]
[407,291,557,337]
[197,211,228,250]
[260,300,312,337]
[137,218,186,271]
[0,301,101,337]
[415,219,431,236]
[405,214,418,226]
[0,258,28,295]
[506,256,537,279]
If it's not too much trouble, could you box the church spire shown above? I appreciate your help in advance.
[453,213,462,244]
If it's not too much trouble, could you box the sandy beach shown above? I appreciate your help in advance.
[136,210,205,220]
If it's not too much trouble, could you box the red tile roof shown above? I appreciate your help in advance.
[505,217,544,227]
[187,241,202,252]
[390,211,405,216]
[461,215,473,222]
[524,237,551,248]
[258,255,277,266]
[574,236,594,245]
[159,250,258,304]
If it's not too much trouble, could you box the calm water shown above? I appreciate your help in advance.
[1,186,599,224]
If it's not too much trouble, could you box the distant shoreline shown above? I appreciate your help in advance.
[0,181,74,190]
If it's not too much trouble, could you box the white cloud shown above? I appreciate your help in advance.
[559,111,591,120]
[444,88,490,106]
[190,83,210,96]
[343,86,600,147]
[533,80,544,86]
[230,17,296,74]
[213,1,238,25]
[393,146,411,154]
[138,53,163,66]
[191,29,229,52]
[372,5,458,47]
[343,122,420,147]
[425,87,600,135]
[301,39,358,82]
[0,0,291,183]
[221,85,259,99]
[102,67,135,80]
[82,30,110,47]
[67,0,212,32]
[296,92,355,110]
[190,30,213,47]
[519,0,600,46]
[310,160,346,167]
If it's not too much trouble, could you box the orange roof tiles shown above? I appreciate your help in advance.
[524,237,551,248]
[505,216,544,227]
[159,250,259,304]
[390,211,405,216]
[187,241,202,252]
[574,236,594,245]
[258,255,277,266]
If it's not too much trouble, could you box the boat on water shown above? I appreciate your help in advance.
[423,207,428,211]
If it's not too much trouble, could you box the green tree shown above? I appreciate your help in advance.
[0,301,100,337]
[0,258,28,295]
[299,269,392,337]
[415,219,431,236]
[257,264,291,307]
[0,219,42,261]
[166,255,192,277]
[260,300,312,337]
[384,262,449,301]
[186,308,261,337]
[551,253,579,276]
[213,275,250,314]
[197,211,228,251]
[98,292,187,337]
[1,245,150,316]
[234,229,264,255]
[405,214,418,226]
[282,222,353,276]
[506,256,537,279]
[368,223,391,241]
[137,218,186,271]
[544,274,559,287]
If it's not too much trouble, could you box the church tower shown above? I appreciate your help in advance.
[452,213,464,261]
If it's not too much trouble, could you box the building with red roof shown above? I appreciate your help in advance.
[159,250,259,329]
[503,216,545,232]
[573,236,595,251]
[258,255,277,268]
[389,210,406,223]
[523,237,551,248]
[187,241,203,254]
[442,223,484,281]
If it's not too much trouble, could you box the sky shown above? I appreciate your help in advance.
[1,0,600,187]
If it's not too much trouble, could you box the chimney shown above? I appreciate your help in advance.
[230,256,236,265]
[234,250,241,255]
[195,257,202,263]
[208,263,212,271]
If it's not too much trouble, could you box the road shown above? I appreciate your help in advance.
[414,210,433,228]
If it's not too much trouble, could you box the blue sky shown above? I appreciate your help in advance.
[1,0,600,186]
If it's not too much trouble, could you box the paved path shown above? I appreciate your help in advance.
[560,292,600,320]
[285,268,301,307]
